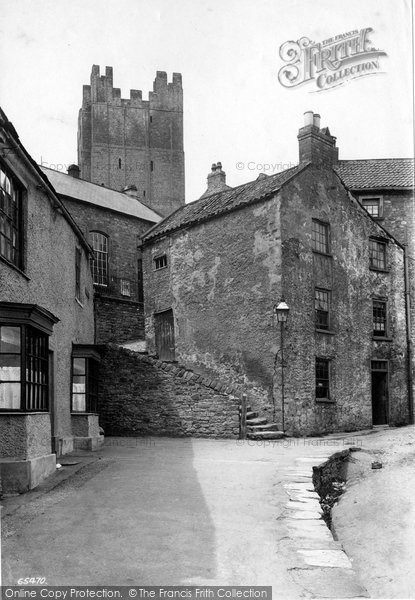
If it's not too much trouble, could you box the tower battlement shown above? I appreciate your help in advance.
[78,64,185,216]
[82,65,182,110]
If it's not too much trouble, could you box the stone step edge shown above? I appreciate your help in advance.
[113,344,239,398]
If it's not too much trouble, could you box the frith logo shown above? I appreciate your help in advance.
[278,27,387,92]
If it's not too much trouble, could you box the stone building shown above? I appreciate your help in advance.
[41,165,160,346]
[78,65,185,217]
[335,158,415,419]
[0,108,101,494]
[141,112,412,436]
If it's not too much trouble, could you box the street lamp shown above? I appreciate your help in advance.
[274,300,290,432]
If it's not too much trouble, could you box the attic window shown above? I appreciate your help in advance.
[360,196,383,219]
[154,255,167,270]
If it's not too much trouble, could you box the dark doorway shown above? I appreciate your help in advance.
[371,361,389,425]
[155,309,175,361]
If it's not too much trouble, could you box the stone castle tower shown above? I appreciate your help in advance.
[77,65,185,216]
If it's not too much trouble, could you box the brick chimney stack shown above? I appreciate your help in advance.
[200,162,231,198]
[298,112,339,166]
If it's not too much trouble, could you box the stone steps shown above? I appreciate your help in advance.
[247,423,282,432]
[246,417,268,426]
[247,430,285,440]
[240,403,285,440]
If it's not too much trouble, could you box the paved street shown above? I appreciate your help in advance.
[1,436,366,596]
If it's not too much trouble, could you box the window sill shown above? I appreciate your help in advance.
[0,410,49,415]
[154,266,168,272]
[372,336,392,342]
[0,255,30,280]
[71,411,99,415]
[369,267,390,273]
[315,398,336,404]
[316,329,335,335]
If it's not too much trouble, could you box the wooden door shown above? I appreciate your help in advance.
[371,370,388,425]
[155,309,175,362]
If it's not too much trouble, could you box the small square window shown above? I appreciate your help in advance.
[316,358,330,399]
[360,197,383,219]
[369,238,387,270]
[154,255,168,270]
[312,220,330,254]
[373,299,387,337]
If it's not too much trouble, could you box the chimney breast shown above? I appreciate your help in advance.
[67,164,80,179]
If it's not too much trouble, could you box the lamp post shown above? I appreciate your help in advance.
[274,300,290,432]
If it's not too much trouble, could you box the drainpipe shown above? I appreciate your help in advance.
[404,245,414,424]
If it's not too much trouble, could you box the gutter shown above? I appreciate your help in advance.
[404,244,414,424]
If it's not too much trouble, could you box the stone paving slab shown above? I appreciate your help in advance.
[297,549,352,569]
[289,568,369,598]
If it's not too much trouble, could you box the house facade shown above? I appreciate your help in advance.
[0,108,101,495]
[141,113,412,436]
[41,166,160,346]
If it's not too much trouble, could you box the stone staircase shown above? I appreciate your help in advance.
[243,406,285,440]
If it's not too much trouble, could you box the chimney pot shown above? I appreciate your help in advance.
[216,161,222,170]
[313,114,321,129]
[211,163,217,172]
[67,164,80,179]
[304,111,314,127]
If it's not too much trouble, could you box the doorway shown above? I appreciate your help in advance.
[371,361,389,425]
[154,309,175,361]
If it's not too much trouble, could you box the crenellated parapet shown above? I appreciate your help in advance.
[81,65,182,110]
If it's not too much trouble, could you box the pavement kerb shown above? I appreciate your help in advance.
[0,452,103,518]
[281,447,370,598]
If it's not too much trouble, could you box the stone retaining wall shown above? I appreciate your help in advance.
[98,345,240,437]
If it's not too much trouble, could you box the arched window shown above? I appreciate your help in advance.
[90,231,108,286]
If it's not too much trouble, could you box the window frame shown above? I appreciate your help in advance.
[0,160,24,271]
[372,298,388,338]
[71,345,101,414]
[154,254,168,270]
[90,231,109,286]
[369,237,388,271]
[315,357,333,402]
[312,219,331,255]
[120,279,131,297]
[359,195,383,219]
[315,288,331,331]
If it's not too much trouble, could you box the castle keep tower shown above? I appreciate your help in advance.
[78,65,185,216]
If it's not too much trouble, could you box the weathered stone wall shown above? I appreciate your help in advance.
[279,166,409,434]
[78,66,185,216]
[143,197,283,417]
[0,152,95,446]
[98,346,240,437]
[62,196,150,343]
[142,164,410,436]
[94,296,144,344]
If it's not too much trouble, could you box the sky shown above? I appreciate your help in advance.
[0,0,414,202]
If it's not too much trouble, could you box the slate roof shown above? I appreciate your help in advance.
[336,159,414,190]
[40,167,161,223]
[143,163,309,241]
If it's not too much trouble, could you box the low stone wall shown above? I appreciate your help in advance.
[98,345,240,437]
